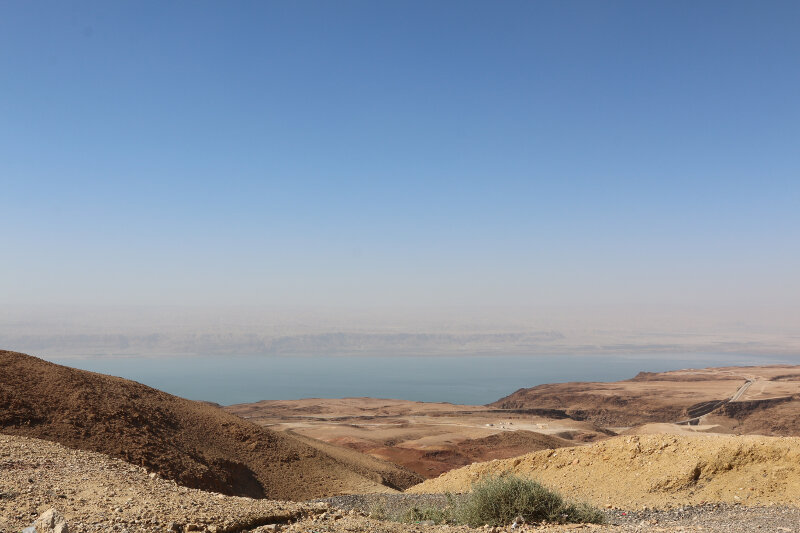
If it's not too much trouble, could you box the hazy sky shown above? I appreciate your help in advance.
[2,1,799,314]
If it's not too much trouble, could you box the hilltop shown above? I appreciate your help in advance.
[490,365,800,431]
[0,350,420,500]
[408,433,800,509]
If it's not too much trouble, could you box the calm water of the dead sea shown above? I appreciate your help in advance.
[45,353,792,406]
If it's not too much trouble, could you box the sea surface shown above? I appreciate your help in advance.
[42,352,795,406]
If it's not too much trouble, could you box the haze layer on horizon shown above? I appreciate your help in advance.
[3,304,800,359]
[2,2,799,358]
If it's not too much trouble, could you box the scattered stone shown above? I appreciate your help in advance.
[33,508,69,533]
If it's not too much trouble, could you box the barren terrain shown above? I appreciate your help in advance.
[5,433,800,533]
[225,398,604,478]
[0,350,419,500]
[493,365,800,433]
[409,433,800,508]
[4,354,800,532]
[0,434,327,533]
[227,364,800,480]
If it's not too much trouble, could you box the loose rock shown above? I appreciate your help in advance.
[34,508,69,533]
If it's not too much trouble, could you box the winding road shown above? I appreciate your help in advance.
[676,378,754,425]
[730,379,754,402]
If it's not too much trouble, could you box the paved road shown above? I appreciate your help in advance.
[676,378,755,425]
[730,379,754,402]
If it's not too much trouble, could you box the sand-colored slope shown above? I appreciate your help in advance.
[0,350,414,500]
[408,434,800,508]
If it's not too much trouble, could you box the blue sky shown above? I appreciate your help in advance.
[2,1,799,311]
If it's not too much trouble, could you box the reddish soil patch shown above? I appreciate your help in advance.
[334,430,571,478]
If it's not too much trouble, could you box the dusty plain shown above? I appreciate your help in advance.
[226,364,800,479]
[224,398,604,478]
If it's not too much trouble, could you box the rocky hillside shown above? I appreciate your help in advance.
[704,396,800,435]
[0,434,328,533]
[489,370,746,425]
[7,433,800,533]
[408,433,800,509]
[0,350,420,500]
[490,366,800,433]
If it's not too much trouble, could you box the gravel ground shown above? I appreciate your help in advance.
[4,434,800,533]
[606,503,800,532]
[315,493,464,516]
[0,435,324,533]
[313,494,800,533]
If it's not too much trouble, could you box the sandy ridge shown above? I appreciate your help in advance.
[408,433,800,509]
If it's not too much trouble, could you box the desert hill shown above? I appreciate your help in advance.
[490,372,742,425]
[6,429,800,532]
[408,433,800,509]
[0,350,420,500]
[490,365,800,431]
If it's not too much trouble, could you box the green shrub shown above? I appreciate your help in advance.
[455,474,605,527]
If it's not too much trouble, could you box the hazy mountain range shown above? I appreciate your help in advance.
[2,305,798,358]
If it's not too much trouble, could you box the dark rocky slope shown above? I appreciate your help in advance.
[0,350,420,500]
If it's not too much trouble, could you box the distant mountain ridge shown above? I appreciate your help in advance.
[0,330,565,356]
